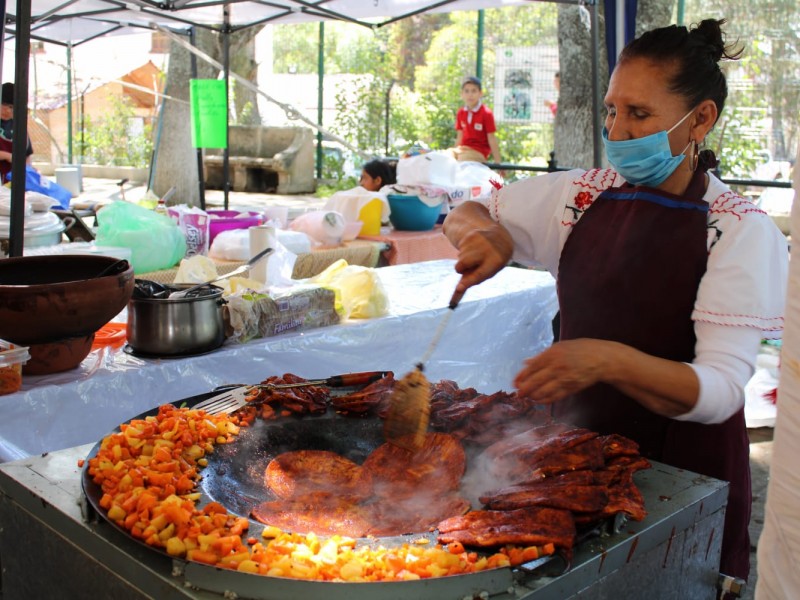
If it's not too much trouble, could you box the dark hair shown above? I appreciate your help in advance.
[1,83,14,106]
[618,19,742,122]
[362,159,397,187]
[462,76,482,90]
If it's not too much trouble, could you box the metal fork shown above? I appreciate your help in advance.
[193,371,392,415]
[192,385,255,415]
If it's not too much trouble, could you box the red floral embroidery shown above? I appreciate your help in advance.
[574,191,593,210]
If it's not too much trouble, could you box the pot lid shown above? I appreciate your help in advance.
[0,211,64,237]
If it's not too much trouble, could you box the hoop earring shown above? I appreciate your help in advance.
[688,140,699,171]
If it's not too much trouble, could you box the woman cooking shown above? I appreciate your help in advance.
[443,19,788,587]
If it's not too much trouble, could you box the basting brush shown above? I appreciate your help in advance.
[384,289,464,453]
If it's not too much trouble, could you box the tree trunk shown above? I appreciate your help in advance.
[635,0,676,37]
[554,4,607,170]
[151,28,263,205]
[151,35,203,206]
[554,0,676,170]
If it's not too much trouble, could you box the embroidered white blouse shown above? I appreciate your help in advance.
[480,168,788,424]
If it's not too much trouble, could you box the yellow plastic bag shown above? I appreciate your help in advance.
[310,259,389,319]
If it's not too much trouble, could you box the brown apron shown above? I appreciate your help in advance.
[554,168,752,580]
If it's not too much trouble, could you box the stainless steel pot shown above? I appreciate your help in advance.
[126,286,226,356]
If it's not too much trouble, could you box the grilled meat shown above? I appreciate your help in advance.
[248,374,330,416]
[599,434,641,460]
[479,470,609,513]
[367,493,471,537]
[331,373,396,416]
[251,492,372,537]
[528,436,606,479]
[363,432,465,500]
[484,426,599,483]
[437,506,576,550]
[429,381,550,445]
[264,450,372,500]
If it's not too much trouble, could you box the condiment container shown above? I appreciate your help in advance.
[0,339,31,395]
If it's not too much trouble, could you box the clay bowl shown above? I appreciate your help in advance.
[0,255,134,373]
[23,334,96,376]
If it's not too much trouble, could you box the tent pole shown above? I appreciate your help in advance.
[476,10,485,81]
[223,7,231,211]
[8,0,32,258]
[67,43,73,164]
[189,27,206,210]
[316,22,324,180]
[590,0,602,168]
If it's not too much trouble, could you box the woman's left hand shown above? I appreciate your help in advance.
[513,338,614,404]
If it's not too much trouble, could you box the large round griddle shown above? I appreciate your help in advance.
[82,389,462,554]
[199,407,388,519]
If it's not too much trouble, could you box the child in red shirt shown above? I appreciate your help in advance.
[452,76,501,164]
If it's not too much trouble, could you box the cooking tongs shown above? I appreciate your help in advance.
[193,371,392,415]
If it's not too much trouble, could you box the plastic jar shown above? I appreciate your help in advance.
[0,339,31,395]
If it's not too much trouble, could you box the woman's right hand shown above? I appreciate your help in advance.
[443,202,514,299]
[453,226,513,296]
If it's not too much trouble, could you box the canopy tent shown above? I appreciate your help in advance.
[7,1,547,46]
[3,0,605,256]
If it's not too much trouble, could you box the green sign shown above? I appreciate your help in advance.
[190,79,227,149]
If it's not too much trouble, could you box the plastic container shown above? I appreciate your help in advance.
[0,339,31,395]
[357,198,383,236]
[208,210,263,245]
[387,194,443,231]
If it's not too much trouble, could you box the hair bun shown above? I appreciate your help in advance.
[691,18,740,62]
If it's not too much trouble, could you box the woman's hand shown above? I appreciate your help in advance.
[443,201,514,299]
[513,338,699,417]
[513,339,611,404]
[453,226,513,295]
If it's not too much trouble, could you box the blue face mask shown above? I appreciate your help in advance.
[603,109,694,187]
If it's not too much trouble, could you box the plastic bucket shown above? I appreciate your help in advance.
[357,198,383,236]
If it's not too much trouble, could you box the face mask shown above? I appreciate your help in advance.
[603,109,694,187]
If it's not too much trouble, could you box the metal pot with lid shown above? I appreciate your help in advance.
[126,280,227,356]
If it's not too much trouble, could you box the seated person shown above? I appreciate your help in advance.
[0,82,34,183]
[359,159,397,192]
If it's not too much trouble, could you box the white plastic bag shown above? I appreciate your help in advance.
[289,211,346,246]
[396,151,458,187]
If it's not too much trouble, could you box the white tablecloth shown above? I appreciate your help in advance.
[0,260,557,462]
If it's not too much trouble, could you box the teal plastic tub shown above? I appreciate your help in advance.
[387,194,442,231]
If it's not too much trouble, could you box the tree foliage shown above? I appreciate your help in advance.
[679,0,799,171]
[79,95,153,168]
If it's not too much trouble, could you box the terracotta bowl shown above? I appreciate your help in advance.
[0,255,135,363]
[23,334,96,376]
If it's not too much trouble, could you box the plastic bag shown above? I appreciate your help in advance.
[95,201,187,273]
[289,210,346,246]
[309,259,389,319]
[7,166,72,209]
[396,151,458,187]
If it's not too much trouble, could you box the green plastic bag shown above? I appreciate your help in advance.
[95,201,187,273]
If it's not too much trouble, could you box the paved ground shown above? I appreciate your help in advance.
[74,177,327,217]
[73,177,776,599]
